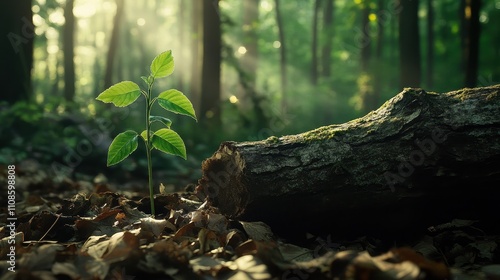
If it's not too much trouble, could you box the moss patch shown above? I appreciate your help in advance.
[265,135,280,144]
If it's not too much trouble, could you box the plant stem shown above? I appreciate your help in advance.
[145,81,155,216]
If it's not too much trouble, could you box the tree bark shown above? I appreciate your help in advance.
[63,0,76,102]
[398,0,421,88]
[198,85,500,238]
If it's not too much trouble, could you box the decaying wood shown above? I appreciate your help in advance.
[197,85,500,238]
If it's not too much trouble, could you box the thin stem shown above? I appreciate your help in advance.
[145,81,155,216]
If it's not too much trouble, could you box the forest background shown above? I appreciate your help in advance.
[1,0,498,188]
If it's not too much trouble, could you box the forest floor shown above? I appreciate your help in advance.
[1,159,499,280]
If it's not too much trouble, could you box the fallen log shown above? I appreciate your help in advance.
[197,85,500,239]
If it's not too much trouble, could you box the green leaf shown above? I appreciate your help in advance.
[150,116,172,128]
[107,130,138,166]
[150,50,174,78]
[140,76,149,85]
[157,89,197,121]
[96,81,141,107]
[151,128,186,159]
[140,130,151,142]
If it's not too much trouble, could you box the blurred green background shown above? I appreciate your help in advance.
[1,0,498,187]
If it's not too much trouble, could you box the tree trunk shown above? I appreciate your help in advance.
[360,4,370,73]
[373,0,384,108]
[104,0,125,90]
[375,0,384,59]
[242,0,260,89]
[176,0,186,92]
[198,85,500,238]
[310,0,322,85]
[0,0,33,104]
[359,4,376,113]
[398,0,421,88]
[321,0,334,78]
[200,0,222,126]
[426,0,434,89]
[274,0,288,110]
[63,0,76,102]
[463,0,481,88]
[241,0,267,130]
[190,0,202,112]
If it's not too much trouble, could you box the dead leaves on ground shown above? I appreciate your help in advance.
[0,171,499,279]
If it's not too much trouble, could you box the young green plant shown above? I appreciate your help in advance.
[96,50,197,216]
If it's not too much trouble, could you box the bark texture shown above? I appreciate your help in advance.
[198,85,500,238]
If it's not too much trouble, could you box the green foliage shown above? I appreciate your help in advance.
[150,51,175,78]
[151,128,187,159]
[157,89,197,120]
[96,81,141,107]
[96,50,197,216]
[0,100,102,165]
[106,130,139,166]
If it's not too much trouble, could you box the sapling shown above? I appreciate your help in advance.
[96,50,197,216]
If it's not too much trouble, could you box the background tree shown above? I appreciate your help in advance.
[360,3,370,73]
[274,0,288,110]
[1,0,34,104]
[310,0,322,85]
[176,0,186,92]
[242,0,260,89]
[398,0,421,88]
[63,0,75,102]
[200,0,222,126]
[374,0,385,101]
[104,0,125,90]
[462,0,481,87]
[357,1,377,113]
[426,0,434,89]
[190,0,202,112]
[321,0,334,78]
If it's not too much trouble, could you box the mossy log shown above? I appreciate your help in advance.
[197,85,500,238]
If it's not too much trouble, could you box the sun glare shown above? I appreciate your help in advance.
[48,10,65,25]
[229,95,239,104]
[137,18,146,27]
[73,1,97,18]
[260,0,273,12]
[238,46,247,55]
